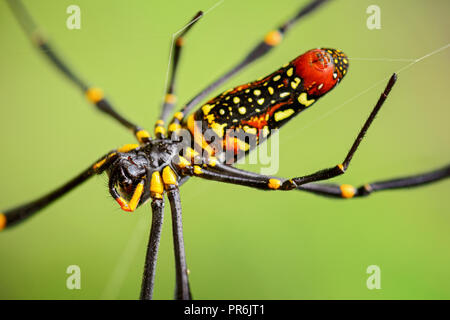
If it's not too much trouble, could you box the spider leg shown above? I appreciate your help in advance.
[173,155,269,189]
[167,186,192,300]
[155,11,203,138]
[168,0,330,135]
[280,73,398,188]
[0,151,118,230]
[296,165,450,198]
[7,0,151,143]
[140,195,165,300]
[159,166,192,299]
[181,159,450,198]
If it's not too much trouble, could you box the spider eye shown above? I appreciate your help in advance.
[125,164,140,177]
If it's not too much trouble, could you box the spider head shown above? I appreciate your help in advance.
[108,151,150,211]
[292,48,349,97]
[106,139,183,211]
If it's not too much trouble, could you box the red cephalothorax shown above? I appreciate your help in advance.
[292,48,348,97]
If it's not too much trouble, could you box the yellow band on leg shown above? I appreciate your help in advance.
[155,126,166,136]
[207,157,217,167]
[118,144,139,153]
[165,93,177,104]
[168,123,181,133]
[176,37,185,47]
[136,130,151,143]
[175,156,191,169]
[128,181,145,211]
[162,166,178,187]
[93,158,107,170]
[174,112,184,121]
[186,147,199,159]
[340,184,356,198]
[268,178,282,190]
[0,213,6,231]
[150,171,164,197]
[193,166,203,175]
[264,30,282,46]
[86,87,104,103]
[93,152,118,171]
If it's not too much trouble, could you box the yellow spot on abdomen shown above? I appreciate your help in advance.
[202,104,214,115]
[274,109,295,122]
[211,122,228,138]
[298,92,315,107]
[187,114,195,135]
[206,114,216,123]
[286,68,293,77]
[291,77,301,89]
[235,139,250,151]
[243,126,257,135]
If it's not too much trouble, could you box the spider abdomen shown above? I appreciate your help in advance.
[187,48,348,158]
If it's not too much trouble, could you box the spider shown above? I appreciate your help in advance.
[1,0,449,300]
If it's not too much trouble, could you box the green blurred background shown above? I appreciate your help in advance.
[0,0,449,300]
